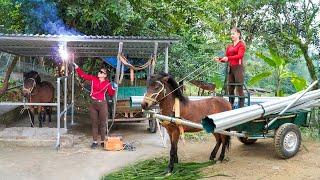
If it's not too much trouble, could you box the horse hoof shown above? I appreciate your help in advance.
[209,156,215,161]
[218,157,229,163]
[164,168,173,175]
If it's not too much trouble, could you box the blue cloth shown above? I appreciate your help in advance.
[102,57,129,71]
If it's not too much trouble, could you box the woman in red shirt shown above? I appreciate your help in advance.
[215,28,246,108]
[73,63,116,149]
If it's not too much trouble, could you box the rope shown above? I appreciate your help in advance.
[20,102,35,127]
[118,55,153,71]
[123,142,136,151]
[157,61,213,103]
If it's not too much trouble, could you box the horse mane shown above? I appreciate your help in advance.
[24,71,41,84]
[154,72,189,104]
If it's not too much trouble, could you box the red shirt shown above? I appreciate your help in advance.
[225,41,246,66]
[75,67,116,101]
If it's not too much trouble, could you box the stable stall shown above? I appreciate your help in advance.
[0,33,179,148]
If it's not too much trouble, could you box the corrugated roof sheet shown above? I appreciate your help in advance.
[0,34,179,58]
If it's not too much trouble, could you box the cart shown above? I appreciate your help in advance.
[233,110,309,158]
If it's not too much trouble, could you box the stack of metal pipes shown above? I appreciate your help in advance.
[203,82,320,132]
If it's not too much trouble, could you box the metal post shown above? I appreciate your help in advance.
[71,53,75,125]
[56,79,61,149]
[63,45,68,130]
[151,42,158,75]
[164,43,169,73]
[112,42,123,122]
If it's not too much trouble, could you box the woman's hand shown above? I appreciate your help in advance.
[220,57,228,62]
[213,57,221,62]
[72,63,79,69]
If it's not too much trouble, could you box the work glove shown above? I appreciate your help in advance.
[112,82,118,89]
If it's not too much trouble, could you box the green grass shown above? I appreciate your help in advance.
[301,127,320,140]
[101,157,218,180]
[184,131,211,141]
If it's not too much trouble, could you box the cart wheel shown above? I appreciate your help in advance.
[274,123,301,159]
[238,137,257,145]
[148,119,157,133]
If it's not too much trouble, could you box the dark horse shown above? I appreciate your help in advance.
[22,71,55,127]
[141,73,232,173]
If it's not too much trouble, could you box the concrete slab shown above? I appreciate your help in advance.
[0,127,74,147]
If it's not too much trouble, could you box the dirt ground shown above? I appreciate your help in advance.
[0,114,166,180]
[176,136,320,180]
[1,112,320,180]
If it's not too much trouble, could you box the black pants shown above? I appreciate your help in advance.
[228,65,245,108]
[89,101,108,141]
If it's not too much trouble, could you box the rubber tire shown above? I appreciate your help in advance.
[238,137,257,145]
[148,119,157,133]
[274,123,301,159]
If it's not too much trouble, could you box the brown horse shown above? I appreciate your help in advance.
[22,71,55,127]
[141,73,232,173]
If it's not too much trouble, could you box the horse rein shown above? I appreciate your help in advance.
[144,63,212,105]
[143,81,166,104]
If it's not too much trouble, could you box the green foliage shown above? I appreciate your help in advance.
[248,71,272,86]
[0,0,319,95]
[102,157,218,180]
[251,46,307,96]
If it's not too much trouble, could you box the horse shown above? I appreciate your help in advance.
[22,71,55,127]
[141,73,232,173]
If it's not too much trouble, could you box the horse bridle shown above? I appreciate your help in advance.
[143,81,166,104]
[23,78,36,95]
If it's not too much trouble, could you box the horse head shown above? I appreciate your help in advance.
[141,73,187,110]
[22,71,41,96]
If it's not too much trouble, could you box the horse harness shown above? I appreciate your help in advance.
[143,81,186,141]
[143,81,166,104]
[23,78,37,96]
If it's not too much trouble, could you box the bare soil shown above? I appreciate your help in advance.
[1,112,320,180]
[176,136,320,180]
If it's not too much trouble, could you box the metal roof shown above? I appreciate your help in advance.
[0,34,179,58]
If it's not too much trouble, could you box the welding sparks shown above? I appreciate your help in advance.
[58,43,69,61]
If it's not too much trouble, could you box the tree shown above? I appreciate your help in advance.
[267,0,320,87]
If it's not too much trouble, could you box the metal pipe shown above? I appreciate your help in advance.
[64,68,68,130]
[71,54,75,125]
[218,130,246,137]
[56,79,61,149]
[145,110,247,138]
[151,42,158,75]
[112,42,123,122]
[0,102,58,106]
[59,104,73,118]
[129,96,286,108]
[164,43,169,73]
[146,110,203,129]
[205,89,320,132]
[266,80,318,128]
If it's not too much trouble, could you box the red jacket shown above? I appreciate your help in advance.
[224,41,246,66]
[75,67,116,101]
